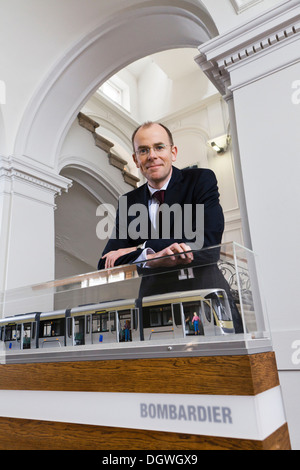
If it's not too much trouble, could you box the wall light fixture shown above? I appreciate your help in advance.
[208,134,231,155]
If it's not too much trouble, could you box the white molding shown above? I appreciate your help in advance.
[0,156,72,196]
[230,0,263,15]
[196,0,300,98]
[200,0,300,60]
[224,206,241,223]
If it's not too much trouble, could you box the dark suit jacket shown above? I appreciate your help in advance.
[98,166,243,333]
[98,166,224,269]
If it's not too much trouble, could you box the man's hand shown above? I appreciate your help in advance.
[101,242,193,269]
[145,243,193,268]
[102,246,137,269]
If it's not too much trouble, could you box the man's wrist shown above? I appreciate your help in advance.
[134,247,155,266]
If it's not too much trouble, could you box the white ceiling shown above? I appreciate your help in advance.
[126,47,201,81]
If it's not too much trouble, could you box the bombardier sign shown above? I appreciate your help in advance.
[140,402,233,424]
[0,387,286,442]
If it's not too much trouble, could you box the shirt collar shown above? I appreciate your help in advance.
[147,178,170,197]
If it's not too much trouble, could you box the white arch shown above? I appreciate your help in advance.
[14,1,218,172]
[58,160,122,203]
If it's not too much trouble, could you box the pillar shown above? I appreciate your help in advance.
[0,157,71,302]
[196,0,300,448]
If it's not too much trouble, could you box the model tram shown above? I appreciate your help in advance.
[0,288,234,352]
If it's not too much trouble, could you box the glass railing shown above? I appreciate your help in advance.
[0,242,271,363]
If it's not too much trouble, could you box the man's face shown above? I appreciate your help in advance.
[132,123,177,189]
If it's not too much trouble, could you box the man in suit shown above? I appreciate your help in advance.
[98,122,243,332]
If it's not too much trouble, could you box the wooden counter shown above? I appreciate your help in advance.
[0,352,291,450]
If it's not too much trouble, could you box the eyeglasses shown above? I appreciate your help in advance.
[135,144,173,157]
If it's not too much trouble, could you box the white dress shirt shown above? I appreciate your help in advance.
[134,179,170,264]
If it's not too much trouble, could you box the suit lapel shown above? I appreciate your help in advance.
[164,166,183,205]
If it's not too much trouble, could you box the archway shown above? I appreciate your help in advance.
[14,1,218,171]
[55,165,119,277]
[12,1,220,280]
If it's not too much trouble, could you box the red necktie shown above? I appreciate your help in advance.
[152,190,165,205]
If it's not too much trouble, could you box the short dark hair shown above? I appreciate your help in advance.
[131,121,174,151]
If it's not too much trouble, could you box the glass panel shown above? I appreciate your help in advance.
[40,319,65,338]
[0,243,272,361]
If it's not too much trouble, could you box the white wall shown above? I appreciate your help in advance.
[233,63,300,447]
[137,61,173,122]
[233,62,300,333]
[198,0,300,447]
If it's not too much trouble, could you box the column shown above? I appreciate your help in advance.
[0,157,72,301]
[196,0,300,448]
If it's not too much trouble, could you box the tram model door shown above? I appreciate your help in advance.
[171,303,185,339]
[117,309,139,343]
[181,301,205,336]
[200,299,215,336]
[4,323,21,350]
[74,316,85,345]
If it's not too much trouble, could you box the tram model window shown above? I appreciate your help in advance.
[86,315,90,334]
[4,324,20,342]
[172,303,182,325]
[143,305,172,328]
[40,319,65,338]
[205,292,231,322]
[67,317,72,338]
[202,301,212,322]
[92,312,116,333]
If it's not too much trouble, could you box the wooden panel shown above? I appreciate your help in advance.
[0,417,291,450]
[0,352,279,396]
